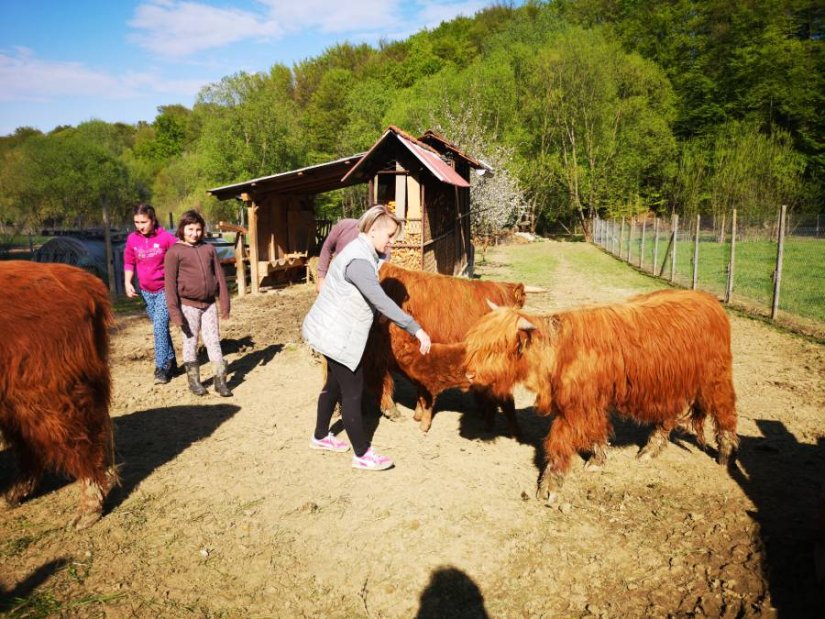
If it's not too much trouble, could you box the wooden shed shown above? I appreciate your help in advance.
[208,126,486,293]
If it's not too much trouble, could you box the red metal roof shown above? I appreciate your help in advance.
[341,126,471,187]
[399,137,469,188]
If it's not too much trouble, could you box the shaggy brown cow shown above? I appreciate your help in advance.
[463,289,738,504]
[0,261,117,529]
[364,262,527,434]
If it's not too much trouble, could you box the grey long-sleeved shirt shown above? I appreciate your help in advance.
[345,259,421,336]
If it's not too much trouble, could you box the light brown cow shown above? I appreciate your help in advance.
[464,289,738,504]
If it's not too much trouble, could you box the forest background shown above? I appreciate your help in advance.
[0,0,822,238]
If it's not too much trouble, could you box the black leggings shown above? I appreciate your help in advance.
[315,356,369,457]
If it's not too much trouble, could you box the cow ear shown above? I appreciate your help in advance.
[486,298,500,311]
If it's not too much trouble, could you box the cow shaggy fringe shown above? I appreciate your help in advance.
[464,289,738,504]
[0,261,118,529]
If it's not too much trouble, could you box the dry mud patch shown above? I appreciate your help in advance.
[2,241,824,618]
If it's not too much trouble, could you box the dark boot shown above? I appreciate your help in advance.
[166,358,179,378]
[185,362,207,396]
[153,366,169,385]
[213,361,232,397]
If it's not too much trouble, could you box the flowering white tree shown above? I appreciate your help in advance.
[430,104,528,259]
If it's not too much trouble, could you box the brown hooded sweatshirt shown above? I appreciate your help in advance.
[164,241,230,326]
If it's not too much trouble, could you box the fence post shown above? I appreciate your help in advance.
[692,214,700,290]
[725,209,737,304]
[653,217,660,275]
[626,218,633,263]
[771,205,787,320]
[670,213,679,283]
[640,218,646,269]
[619,218,625,259]
[612,219,618,255]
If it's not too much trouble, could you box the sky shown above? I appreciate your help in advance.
[0,0,504,137]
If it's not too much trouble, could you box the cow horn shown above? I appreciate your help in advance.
[523,285,547,293]
[517,317,536,331]
[486,299,500,311]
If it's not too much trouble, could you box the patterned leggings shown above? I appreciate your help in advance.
[181,303,224,368]
[141,289,176,369]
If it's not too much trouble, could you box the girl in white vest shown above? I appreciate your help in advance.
[302,205,431,470]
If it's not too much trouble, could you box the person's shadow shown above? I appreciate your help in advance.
[0,558,68,612]
[416,566,489,618]
[191,337,282,389]
[729,420,825,616]
[0,404,240,517]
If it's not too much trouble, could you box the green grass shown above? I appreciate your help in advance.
[481,239,663,294]
[2,592,125,618]
[606,233,825,324]
[475,241,561,286]
[112,295,146,316]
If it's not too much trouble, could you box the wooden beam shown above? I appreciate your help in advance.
[247,203,260,294]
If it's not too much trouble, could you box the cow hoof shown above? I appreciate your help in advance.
[544,492,559,507]
[71,510,101,531]
[583,460,604,472]
[419,421,432,433]
[382,406,405,422]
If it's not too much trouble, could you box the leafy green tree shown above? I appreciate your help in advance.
[519,27,676,235]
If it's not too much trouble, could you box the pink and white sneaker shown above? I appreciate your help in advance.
[352,448,394,471]
[310,433,350,453]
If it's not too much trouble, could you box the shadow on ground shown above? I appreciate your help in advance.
[416,565,489,619]
[729,420,825,616]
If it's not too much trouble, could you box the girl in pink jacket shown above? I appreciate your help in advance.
[123,204,178,384]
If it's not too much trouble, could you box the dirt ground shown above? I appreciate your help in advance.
[2,240,824,618]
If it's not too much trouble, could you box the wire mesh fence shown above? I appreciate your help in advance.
[593,208,825,338]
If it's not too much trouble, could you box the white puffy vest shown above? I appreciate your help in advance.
[302,234,379,370]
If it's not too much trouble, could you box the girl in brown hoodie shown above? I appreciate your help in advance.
[164,210,232,397]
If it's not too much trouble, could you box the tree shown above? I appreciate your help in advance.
[518,27,676,236]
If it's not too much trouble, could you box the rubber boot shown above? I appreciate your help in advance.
[213,361,232,397]
[185,362,207,396]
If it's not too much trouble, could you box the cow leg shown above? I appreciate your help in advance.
[537,416,579,506]
[500,396,522,440]
[638,425,672,461]
[583,442,608,471]
[4,440,42,507]
[415,392,435,433]
[380,371,404,421]
[700,379,738,466]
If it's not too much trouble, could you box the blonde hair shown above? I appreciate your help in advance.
[358,204,404,235]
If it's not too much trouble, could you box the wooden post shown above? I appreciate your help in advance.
[168,212,174,230]
[101,199,116,294]
[725,209,737,304]
[235,232,246,296]
[670,213,679,283]
[771,205,787,320]
[692,214,700,290]
[619,218,625,258]
[626,218,633,262]
[247,200,260,294]
[640,218,646,269]
[653,217,660,274]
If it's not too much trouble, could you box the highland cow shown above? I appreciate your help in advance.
[0,261,117,529]
[463,289,738,504]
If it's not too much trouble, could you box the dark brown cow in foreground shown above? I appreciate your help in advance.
[376,322,519,436]
[463,289,738,504]
[364,262,527,434]
[0,261,117,529]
